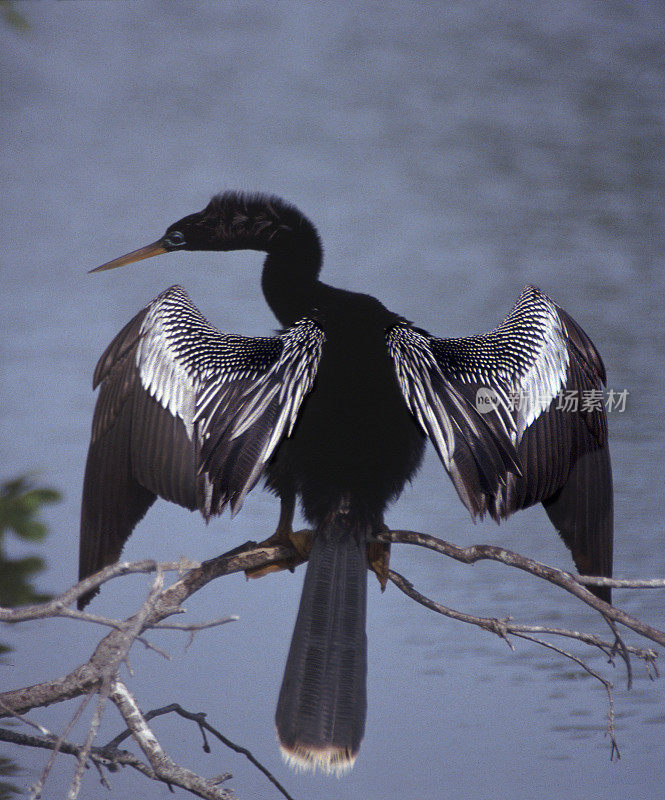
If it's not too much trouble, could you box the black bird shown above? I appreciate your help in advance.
[79,192,613,775]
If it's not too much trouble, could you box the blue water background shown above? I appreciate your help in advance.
[2,2,664,798]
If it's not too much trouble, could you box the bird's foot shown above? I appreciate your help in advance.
[245,528,313,579]
[368,537,391,592]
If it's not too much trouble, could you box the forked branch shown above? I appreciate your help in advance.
[0,528,662,797]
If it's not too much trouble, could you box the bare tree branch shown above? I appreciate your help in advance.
[386,565,644,751]
[510,630,620,760]
[108,680,235,800]
[0,558,196,623]
[378,529,665,647]
[0,727,153,775]
[105,703,297,800]
[0,542,293,717]
[1,527,663,798]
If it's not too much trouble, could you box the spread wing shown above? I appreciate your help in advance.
[79,285,324,603]
[387,285,612,601]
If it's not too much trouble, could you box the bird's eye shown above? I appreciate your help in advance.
[166,231,185,247]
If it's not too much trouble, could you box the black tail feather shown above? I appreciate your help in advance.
[275,518,368,774]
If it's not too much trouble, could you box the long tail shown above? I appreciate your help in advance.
[275,518,368,775]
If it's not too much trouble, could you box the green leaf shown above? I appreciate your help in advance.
[0,477,59,607]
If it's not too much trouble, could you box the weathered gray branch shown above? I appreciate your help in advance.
[378,529,665,647]
[1,528,663,798]
[108,680,235,800]
[0,724,235,800]
[0,542,293,716]
[105,702,296,800]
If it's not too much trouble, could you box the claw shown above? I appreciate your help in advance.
[245,527,313,579]
[368,539,391,592]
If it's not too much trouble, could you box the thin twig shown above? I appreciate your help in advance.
[603,615,633,689]
[1,528,662,800]
[151,616,239,631]
[136,635,172,660]
[380,529,665,647]
[0,700,54,738]
[0,558,197,623]
[108,681,234,800]
[0,726,154,775]
[106,703,296,800]
[67,693,109,800]
[576,576,665,589]
[29,694,92,800]
[510,630,620,760]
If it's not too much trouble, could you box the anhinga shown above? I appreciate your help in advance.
[79,192,613,775]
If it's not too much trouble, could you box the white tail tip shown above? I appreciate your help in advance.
[279,742,358,776]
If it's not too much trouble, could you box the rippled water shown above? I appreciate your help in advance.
[2,2,664,798]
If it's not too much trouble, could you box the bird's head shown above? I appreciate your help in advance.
[90,192,321,274]
[89,204,222,273]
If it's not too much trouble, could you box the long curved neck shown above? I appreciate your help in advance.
[258,198,323,325]
[204,193,323,326]
[261,250,321,326]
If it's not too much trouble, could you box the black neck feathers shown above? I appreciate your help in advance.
[196,192,323,325]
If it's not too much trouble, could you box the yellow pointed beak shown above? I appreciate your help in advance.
[89,239,167,273]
